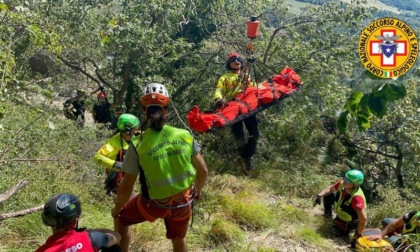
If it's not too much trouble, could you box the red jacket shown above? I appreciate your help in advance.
[36,229,97,252]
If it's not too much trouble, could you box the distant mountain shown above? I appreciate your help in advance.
[287,0,420,29]
[378,0,420,13]
[291,0,402,14]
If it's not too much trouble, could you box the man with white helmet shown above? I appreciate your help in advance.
[112,83,208,252]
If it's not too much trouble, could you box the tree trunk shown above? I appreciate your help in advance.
[394,144,404,188]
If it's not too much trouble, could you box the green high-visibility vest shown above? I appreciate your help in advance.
[136,125,196,199]
[333,181,366,222]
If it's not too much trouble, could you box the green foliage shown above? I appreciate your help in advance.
[399,233,420,252]
[0,0,419,251]
[337,83,406,132]
[366,185,418,227]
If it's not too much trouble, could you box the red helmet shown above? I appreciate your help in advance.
[140,83,170,107]
[227,53,241,61]
[97,92,106,100]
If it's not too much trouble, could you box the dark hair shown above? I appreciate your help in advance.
[142,106,166,132]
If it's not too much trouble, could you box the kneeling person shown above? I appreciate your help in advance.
[36,193,121,252]
[369,210,420,246]
[314,170,367,240]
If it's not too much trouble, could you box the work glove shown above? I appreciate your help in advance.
[313,195,322,207]
[114,161,123,170]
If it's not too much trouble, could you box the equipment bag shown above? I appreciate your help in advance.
[356,229,394,252]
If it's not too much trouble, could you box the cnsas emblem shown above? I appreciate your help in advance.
[358,18,418,78]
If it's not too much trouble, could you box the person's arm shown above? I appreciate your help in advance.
[356,208,367,235]
[111,144,139,218]
[214,76,226,100]
[112,173,136,218]
[88,229,121,248]
[317,183,338,197]
[191,153,208,200]
[92,142,120,171]
[90,85,104,95]
[369,216,405,241]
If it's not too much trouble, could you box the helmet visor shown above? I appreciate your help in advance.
[228,56,243,64]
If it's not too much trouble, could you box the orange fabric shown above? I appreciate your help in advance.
[118,188,193,239]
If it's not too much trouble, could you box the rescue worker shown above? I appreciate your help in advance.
[368,210,420,246]
[63,89,87,124]
[111,83,208,252]
[214,53,259,175]
[93,113,140,195]
[314,170,367,243]
[36,193,121,252]
[92,91,112,124]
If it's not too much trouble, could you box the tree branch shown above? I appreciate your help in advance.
[56,55,103,86]
[0,180,28,203]
[0,158,78,165]
[82,58,114,90]
[0,205,44,221]
[353,145,400,159]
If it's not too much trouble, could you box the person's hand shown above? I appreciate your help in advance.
[313,195,322,207]
[214,99,223,107]
[367,234,382,242]
[114,161,123,169]
[111,207,120,219]
[194,191,201,201]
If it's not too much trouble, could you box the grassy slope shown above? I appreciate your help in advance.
[4,100,417,252]
[1,92,419,251]
[0,100,348,252]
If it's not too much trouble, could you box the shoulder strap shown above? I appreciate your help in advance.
[129,141,150,199]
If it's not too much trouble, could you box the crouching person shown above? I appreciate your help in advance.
[36,193,121,252]
[314,170,367,244]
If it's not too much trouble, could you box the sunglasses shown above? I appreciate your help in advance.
[228,56,243,63]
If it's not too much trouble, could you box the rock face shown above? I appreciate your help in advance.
[28,51,60,76]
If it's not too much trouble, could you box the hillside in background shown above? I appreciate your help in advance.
[379,0,420,13]
[290,0,402,14]
[292,0,420,16]
[290,0,420,31]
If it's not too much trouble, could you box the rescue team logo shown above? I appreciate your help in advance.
[358,18,418,78]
